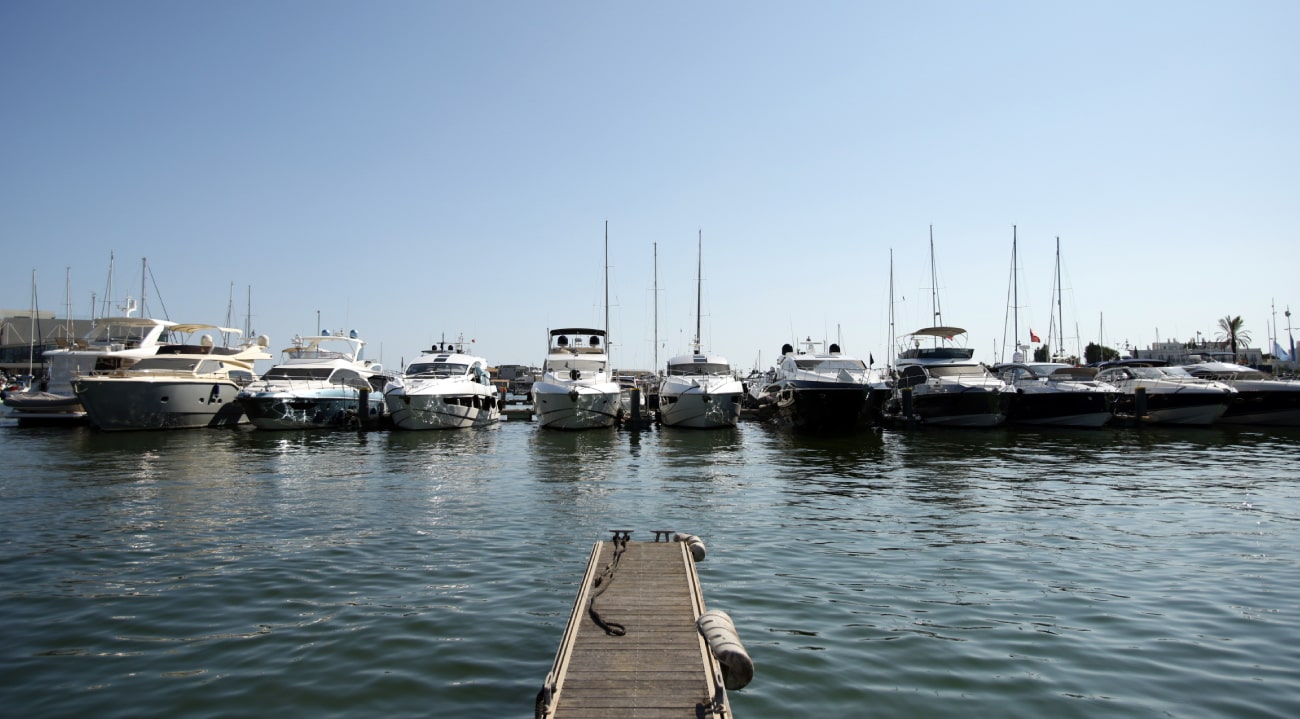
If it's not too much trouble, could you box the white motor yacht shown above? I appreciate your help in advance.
[1094,360,1236,426]
[236,331,389,430]
[658,352,743,429]
[531,328,623,430]
[385,337,501,430]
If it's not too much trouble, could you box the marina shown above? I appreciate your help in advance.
[2,419,1298,719]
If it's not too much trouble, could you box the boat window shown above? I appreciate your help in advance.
[819,359,866,371]
[407,362,468,378]
[132,357,201,372]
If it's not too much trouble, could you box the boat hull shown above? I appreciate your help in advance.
[532,381,622,430]
[386,388,501,430]
[75,379,247,431]
[895,386,1012,428]
[1115,390,1233,426]
[658,389,742,429]
[238,391,384,430]
[1218,387,1300,426]
[1007,391,1115,428]
[772,381,877,434]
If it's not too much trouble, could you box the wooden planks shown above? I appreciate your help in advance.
[538,538,729,719]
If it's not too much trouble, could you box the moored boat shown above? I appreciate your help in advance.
[1181,360,1300,426]
[657,230,743,429]
[763,338,887,433]
[385,336,501,430]
[658,351,744,429]
[994,362,1119,428]
[886,327,1013,427]
[74,329,271,431]
[1094,360,1236,426]
[3,316,181,424]
[531,328,623,430]
[236,331,389,430]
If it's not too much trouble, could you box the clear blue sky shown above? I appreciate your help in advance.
[4,1,1297,371]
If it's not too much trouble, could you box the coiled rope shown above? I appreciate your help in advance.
[586,532,629,636]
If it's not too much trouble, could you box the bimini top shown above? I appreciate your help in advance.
[907,326,967,339]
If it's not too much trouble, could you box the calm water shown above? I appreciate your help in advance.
[2,419,1298,718]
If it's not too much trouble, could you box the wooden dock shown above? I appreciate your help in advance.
[537,532,731,719]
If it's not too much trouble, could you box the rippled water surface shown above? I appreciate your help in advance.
[2,420,1298,718]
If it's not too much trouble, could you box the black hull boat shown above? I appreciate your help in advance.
[1182,361,1300,426]
[772,381,880,434]
[1220,388,1300,426]
[889,385,1013,428]
[1112,390,1234,426]
[1007,390,1115,428]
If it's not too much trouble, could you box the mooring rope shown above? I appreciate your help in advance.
[586,534,628,636]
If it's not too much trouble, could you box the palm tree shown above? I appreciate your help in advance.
[1215,315,1252,361]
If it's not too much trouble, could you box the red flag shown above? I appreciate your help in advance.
[1029,329,1041,343]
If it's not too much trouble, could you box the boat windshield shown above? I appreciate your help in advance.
[87,322,162,348]
[1157,367,1196,379]
[668,362,731,376]
[265,367,334,381]
[407,362,468,378]
[927,365,991,378]
[1024,363,1070,378]
[1190,368,1267,381]
[1126,367,1165,379]
[329,368,367,387]
[545,359,605,374]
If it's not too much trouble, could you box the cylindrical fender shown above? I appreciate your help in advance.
[697,609,753,690]
[674,532,706,562]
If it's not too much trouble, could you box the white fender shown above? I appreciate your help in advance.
[697,609,753,690]
[674,532,706,562]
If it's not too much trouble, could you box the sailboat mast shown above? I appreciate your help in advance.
[101,251,115,319]
[1055,237,1064,360]
[694,229,702,354]
[888,248,895,372]
[27,269,37,375]
[604,221,610,364]
[64,266,72,343]
[140,257,148,318]
[929,225,942,325]
[1012,226,1019,358]
[653,241,658,375]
